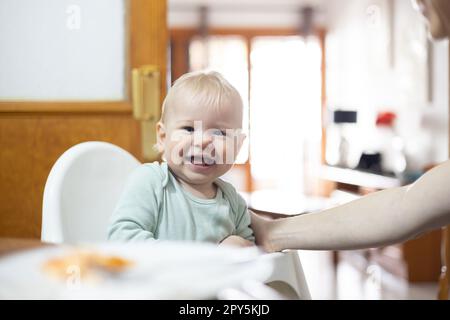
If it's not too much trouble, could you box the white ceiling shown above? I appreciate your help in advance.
[168,0,330,28]
[169,0,326,10]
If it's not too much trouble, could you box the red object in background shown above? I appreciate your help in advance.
[376,111,396,127]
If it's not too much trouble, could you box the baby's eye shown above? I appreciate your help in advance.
[212,129,226,136]
[181,126,194,133]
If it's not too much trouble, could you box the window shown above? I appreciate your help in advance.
[189,36,249,164]
[250,36,322,194]
[187,32,323,195]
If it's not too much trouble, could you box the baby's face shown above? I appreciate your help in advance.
[158,100,244,186]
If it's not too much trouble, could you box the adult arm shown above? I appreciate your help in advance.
[251,160,450,252]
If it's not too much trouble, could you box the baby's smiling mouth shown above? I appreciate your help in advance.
[184,155,216,167]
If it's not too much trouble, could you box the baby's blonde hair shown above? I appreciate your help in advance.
[160,70,243,124]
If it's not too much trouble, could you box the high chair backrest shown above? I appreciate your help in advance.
[41,142,140,243]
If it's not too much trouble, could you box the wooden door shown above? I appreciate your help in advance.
[0,0,167,239]
[438,228,449,299]
[438,47,450,300]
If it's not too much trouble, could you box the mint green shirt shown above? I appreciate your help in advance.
[108,162,254,243]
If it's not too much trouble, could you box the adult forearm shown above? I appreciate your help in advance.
[270,187,411,250]
[269,161,450,251]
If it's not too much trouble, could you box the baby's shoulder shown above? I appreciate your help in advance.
[216,178,247,208]
[128,161,169,189]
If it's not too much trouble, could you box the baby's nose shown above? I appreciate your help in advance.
[194,131,214,148]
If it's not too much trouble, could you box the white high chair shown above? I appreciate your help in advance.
[41,141,311,299]
[260,250,310,299]
[41,141,140,243]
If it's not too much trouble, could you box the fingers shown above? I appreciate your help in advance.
[219,235,255,248]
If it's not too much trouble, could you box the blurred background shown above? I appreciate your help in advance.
[0,0,448,298]
[167,0,448,299]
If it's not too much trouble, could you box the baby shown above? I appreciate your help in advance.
[108,71,254,247]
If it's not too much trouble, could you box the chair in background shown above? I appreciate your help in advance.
[41,141,140,243]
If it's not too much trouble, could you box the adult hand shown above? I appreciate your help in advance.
[249,207,304,220]
[219,235,254,248]
[249,209,278,252]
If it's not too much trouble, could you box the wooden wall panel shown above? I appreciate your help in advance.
[404,229,442,282]
[0,0,167,240]
[0,114,141,239]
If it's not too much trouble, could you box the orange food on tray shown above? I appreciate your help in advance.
[42,249,134,281]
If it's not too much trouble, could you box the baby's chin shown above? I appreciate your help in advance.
[177,163,228,182]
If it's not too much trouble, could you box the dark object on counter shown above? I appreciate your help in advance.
[355,152,383,174]
[333,110,358,124]
[329,110,358,168]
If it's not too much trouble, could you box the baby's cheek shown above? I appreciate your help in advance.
[168,136,191,164]
[213,140,230,164]
[224,139,241,164]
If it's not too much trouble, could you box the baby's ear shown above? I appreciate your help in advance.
[155,121,166,153]
[238,132,246,147]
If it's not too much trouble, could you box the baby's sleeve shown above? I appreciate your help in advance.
[234,195,255,242]
[108,164,162,242]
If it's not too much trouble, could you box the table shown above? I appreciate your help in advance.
[0,238,50,258]
[0,238,275,299]
[319,165,401,190]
